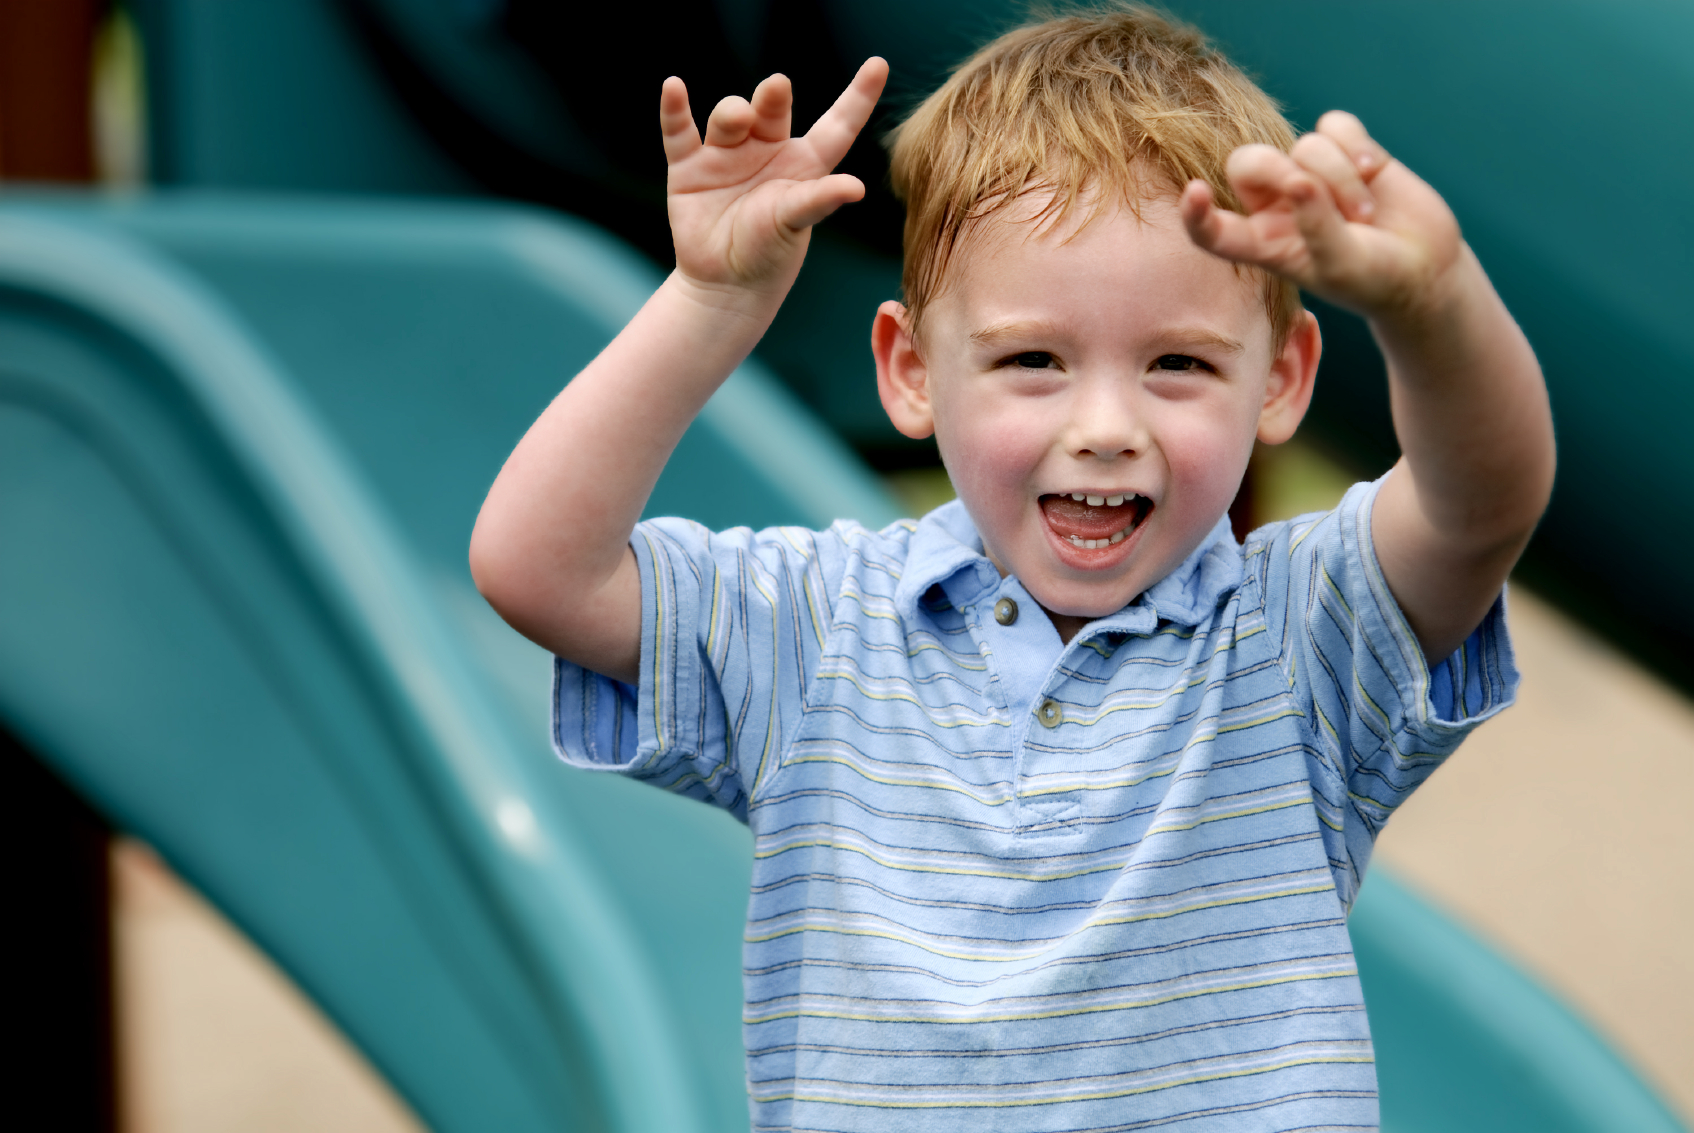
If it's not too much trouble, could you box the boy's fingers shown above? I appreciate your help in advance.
[1224,144,1299,215]
[803,57,889,170]
[1181,180,1263,265]
[1315,110,1392,182]
[776,174,867,231]
[1284,168,1358,274]
[1179,181,1221,245]
[749,73,794,143]
[659,76,701,164]
[1291,132,1375,223]
[704,95,756,147]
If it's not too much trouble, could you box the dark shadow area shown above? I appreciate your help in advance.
[0,723,117,1133]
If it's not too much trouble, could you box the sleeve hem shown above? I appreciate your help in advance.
[548,524,708,776]
[1354,480,1520,742]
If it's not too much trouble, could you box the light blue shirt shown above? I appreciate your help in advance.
[553,477,1517,1132]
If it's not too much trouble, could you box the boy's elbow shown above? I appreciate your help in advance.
[468,517,522,621]
[1470,445,1555,561]
[469,536,558,655]
[1510,436,1557,541]
[468,519,602,662]
[468,506,638,673]
[1470,419,1555,547]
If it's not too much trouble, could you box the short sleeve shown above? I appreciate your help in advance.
[1252,475,1519,906]
[551,517,851,823]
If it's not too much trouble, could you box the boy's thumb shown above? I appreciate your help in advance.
[778,175,865,232]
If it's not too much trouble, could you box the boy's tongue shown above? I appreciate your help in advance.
[1041,494,1141,540]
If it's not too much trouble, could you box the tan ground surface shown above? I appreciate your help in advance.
[112,842,423,1133]
[113,446,1690,1128]
[1374,586,1694,1120]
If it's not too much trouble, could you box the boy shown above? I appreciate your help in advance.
[471,7,1553,1130]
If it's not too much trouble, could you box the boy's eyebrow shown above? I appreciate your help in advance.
[968,319,1065,346]
[1160,328,1248,355]
[969,320,1247,355]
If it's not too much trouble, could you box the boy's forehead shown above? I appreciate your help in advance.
[973,180,1174,244]
[934,193,1273,339]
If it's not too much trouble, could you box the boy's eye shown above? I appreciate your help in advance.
[1010,351,1056,369]
[1154,354,1212,372]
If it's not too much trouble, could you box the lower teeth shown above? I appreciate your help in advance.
[1069,530,1128,549]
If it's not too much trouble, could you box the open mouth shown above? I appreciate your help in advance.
[1039,492,1153,549]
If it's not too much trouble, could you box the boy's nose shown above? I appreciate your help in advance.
[1066,384,1148,460]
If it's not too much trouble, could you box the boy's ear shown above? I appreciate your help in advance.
[873,300,936,439]
[1257,309,1321,445]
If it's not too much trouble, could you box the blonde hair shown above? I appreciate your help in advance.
[886,4,1302,349]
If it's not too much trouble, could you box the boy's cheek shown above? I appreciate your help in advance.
[935,406,1050,488]
[1159,401,1257,484]
[940,458,1030,539]
[1163,435,1253,532]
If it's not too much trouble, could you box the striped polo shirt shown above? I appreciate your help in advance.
[553,477,1516,1132]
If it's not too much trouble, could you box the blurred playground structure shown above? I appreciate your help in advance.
[0,1,1688,1130]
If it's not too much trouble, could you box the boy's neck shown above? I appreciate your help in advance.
[1043,607,1092,645]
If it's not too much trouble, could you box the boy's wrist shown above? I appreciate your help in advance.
[666,268,792,331]
[1365,243,1491,360]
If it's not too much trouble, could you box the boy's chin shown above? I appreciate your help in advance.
[1025,577,1144,622]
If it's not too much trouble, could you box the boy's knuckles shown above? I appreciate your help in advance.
[1312,114,1386,173]
[1225,143,1286,180]
[1315,109,1375,150]
[1315,109,1362,133]
[1292,144,1376,221]
[705,96,755,140]
[1291,133,1347,169]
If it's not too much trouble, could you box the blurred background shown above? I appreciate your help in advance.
[1,1,1688,1130]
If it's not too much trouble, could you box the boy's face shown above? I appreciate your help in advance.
[876,194,1317,630]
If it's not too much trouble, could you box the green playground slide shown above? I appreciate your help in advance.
[0,197,1679,1131]
[0,196,886,1132]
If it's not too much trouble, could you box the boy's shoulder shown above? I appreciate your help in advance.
[632,511,929,618]
[638,502,951,577]
[1241,478,1381,568]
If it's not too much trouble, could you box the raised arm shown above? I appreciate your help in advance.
[1181,113,1554,662]
[470,59,888,682]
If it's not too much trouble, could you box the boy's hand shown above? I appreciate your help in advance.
[1179,112,1462,321]
[1185,112,1551,663]
[663,58,888,306]
[472,59,888,682]
[1183,112,1553,667]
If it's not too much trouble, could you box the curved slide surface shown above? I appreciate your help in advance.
[0,198,1677,1131]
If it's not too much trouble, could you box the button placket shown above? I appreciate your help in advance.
[970,581,1058,804]
[1017,635,1104,834]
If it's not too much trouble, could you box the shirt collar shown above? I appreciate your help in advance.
[894,500,1242,632]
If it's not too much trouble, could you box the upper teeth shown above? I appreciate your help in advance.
[1070,493,1128,507]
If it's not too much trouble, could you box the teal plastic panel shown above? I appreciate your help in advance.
[1352,873,1684,1132]
[60,195,897,565]
[0,198,895,1132]
[0,197,1679,1131]
[132,0,475,193]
